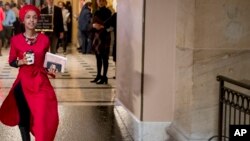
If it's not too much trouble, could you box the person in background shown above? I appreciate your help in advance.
[57,1,70,54]
[0,5,59,141]
[41,0,64,54]
[0,1,5,56]
[3,2,16,48]
[104,12,117,78]
[19,1,27,9]
[78,0,92,54]
[11,3,19,19]
[65,1,72,43]
[12,2,24,35]
[90,0,112,84]
[10,0,15,7]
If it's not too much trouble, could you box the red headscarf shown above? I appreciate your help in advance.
[19,5,40,22]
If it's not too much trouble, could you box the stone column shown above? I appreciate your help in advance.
[169,0,250,140]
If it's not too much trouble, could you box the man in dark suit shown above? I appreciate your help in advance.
[78,0,92,54]
[41,0,64,54]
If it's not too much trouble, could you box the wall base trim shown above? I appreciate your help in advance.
[167,123,212,141]
[115,100,171,141]
[167,124,189,141]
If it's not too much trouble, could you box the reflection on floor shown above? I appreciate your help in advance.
[0,46,133,141]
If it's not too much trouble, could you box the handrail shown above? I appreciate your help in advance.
[217,75,250,90]
[214,75,250,141]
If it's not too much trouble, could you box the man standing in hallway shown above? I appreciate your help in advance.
[41,0,64,54]
[78,0,92,54]
[3,2,16,48]
[57,1,70,54]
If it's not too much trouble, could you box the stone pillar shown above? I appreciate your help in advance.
[169,0,250,140]
[116,0,176,140]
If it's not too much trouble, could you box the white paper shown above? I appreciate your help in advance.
[43,52,67,73]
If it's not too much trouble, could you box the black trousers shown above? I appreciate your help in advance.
[95,49,110,77]
[56,31,68,52]
[80,31,90,53]
[46,32,59,54]
[13,83,30,128]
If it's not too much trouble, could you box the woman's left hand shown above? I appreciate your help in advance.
[47,68,57,78]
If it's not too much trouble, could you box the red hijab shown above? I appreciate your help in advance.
[19,5,40,22]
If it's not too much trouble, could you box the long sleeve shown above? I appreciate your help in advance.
[0,8,5,31]
[56,6,64,33]
[10,10,16,24]
[3,10,16,26]
[78,6,92,32]
[0,8,5,22]
[8,38,18,68]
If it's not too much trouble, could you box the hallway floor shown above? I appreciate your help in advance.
[0,46,133,141]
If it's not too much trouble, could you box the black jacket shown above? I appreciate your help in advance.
[78,4,92,32]
[41,6,64,37]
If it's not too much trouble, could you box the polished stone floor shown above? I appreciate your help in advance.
[0,46,133,141]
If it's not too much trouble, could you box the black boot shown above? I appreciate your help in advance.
[19,127,31,141]
[90,75,102,83]
[96,76,108,84]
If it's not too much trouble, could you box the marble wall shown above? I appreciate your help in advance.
[171,0,250,140]
[172,0,195,139]
[116,0,143,119]
[117,0,250,140]
[117,0,177,121]
[143,0,176,121]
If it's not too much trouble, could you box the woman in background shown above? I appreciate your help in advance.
[90,0,112,84]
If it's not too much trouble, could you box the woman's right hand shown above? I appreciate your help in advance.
[18,53,28,66]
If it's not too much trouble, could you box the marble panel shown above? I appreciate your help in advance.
[172,48,250,140]
[143,0,176,121]
[174,2,196,137]
[189,49,250,139]
[173,47,194,138]
[195,0,250,49]
[116,0,143,119]
[176,0,195,49]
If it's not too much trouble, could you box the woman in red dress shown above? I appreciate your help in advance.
[0,5,59,141]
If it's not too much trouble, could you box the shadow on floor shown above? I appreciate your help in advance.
[56,105,132,141]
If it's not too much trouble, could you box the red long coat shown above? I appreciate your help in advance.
[0,33,59,141]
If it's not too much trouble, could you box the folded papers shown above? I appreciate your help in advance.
[43,52,67,73]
